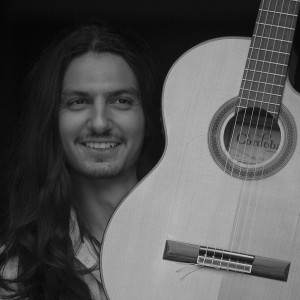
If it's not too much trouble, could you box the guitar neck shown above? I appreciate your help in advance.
[238,0,300,116]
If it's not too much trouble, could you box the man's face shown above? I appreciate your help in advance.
[59,52,145,180]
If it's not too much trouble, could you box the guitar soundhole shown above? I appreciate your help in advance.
[224,107,281,165]
[208,97,297,180]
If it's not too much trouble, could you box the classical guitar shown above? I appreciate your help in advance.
[101,0,300,298]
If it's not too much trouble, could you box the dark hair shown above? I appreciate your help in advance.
[0,20,164,299]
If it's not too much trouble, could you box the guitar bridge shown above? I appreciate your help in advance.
[197,246,253,274]
[163,240,290,281]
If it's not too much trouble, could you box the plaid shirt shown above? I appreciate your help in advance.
[70,210,107,300]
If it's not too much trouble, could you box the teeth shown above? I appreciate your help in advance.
[85,142,118,149]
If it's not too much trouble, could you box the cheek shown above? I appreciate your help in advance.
[123,112,145,142]
[58,112,83,145]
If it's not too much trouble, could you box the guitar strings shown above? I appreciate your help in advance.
[175,264,204,280]
[230,0,298,266]
[242,0,285,257]
[225,0,293,265]
[217,0,271,262]
[204,0,299,275]
[246,0,299,256]
[239,0,286,254]
[224,0,273,260]
[236,0,297,261]
[241,0,282,168]
[203,0,299,271]
[215,0,265,265]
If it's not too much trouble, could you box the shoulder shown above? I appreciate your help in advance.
[0,245,19,294]
[1,259,19,281]
[0,245,19,280]
[0,247,20,298]
[0,246,20,298]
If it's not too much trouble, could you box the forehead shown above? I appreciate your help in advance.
[62,52,139,93]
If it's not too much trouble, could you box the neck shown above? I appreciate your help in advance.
[72,171,138,243]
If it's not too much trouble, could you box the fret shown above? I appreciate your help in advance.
[239,73,284,102]
[260,0,300,17]
[241,81,284,89]
[241,77,284,94]
[241,88,282,98]
[244,68,286,78]
[243,71,285,80]
[239,98,281,106]
[242,78,285,93]
[239,98,282,109]
[248,50,289,65]
[240,92,282,100]
[252,37,291,53]
[253,35,292,44]
[259,9,298,17]
[250,46,289,56]
[237,102,280,112]
[236,105,279,115]
[245,61,287,75]
[247,58,288,67]
[245,68,286,78]
[240,87,283,100]
[258,12,297,28]
[255,22,295,31]
[255,24,294,41]
[240,92,283,102]
[237,0,299,114]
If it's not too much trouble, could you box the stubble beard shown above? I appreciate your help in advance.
[79,160,124,180]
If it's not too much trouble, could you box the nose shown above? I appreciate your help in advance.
[87,99,112,134]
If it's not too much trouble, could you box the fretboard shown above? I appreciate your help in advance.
[238,0,300,118]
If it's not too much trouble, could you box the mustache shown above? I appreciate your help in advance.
[78,132,124,143]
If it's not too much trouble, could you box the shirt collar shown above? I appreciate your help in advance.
[69,209,101,282]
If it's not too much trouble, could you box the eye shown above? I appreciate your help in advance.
[70,98,90,105]
[63,98,91,110]
[110,97,134,110]
[117,98,132,104]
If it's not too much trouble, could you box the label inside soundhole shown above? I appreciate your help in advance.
[224,108,281,165]
[208,98,296,180]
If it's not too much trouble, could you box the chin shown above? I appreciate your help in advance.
[80,163,124,180]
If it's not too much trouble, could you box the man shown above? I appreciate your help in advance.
[0,20,164,299]
[60,51,146,244]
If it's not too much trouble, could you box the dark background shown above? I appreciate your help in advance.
[0,0,299,167]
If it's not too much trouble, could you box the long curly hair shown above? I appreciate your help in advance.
[0,20,164,299]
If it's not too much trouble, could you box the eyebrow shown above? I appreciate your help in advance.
[61,87,141,98]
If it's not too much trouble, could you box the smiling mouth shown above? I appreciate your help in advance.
[83,142,120,150]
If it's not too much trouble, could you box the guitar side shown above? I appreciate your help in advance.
[101,37,300,300]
